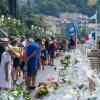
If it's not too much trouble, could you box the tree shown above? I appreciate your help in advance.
[0,0,9,15]
[80,29,87,38]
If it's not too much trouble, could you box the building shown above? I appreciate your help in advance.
[88,23,100,40]
[60,12,88,35]
[43,16,61,35]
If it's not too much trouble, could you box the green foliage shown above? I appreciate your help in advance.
[80,29,87,38]
[0,16,27,36]
[17,0,100,21]
[20,14,47,35]
[0,0,100,21]
[0,0,9,15]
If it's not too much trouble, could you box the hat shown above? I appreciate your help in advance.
[0,38,9,43]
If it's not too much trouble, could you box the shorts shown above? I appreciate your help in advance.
[13,58,20,68]
[41,56,46,61]
[50,51,55,59]
[20,61,25,71]
[27,60,37,76]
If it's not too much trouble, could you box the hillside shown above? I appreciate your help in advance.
[31,0,100,21]
[0,0,100,21]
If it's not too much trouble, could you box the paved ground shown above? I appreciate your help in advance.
[36,58,60,85]
[30,58,60,100]
[18,58,60,85]
[15,58,61,100]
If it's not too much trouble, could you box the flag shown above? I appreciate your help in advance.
[90,11,97,20]
[66,23,77,35]
[85,34,89,41]
[92,32,96,40]
[66,21,78,36]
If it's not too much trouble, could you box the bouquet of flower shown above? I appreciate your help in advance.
[0,86,32,100]
[46,75,56,82]
[35,86,49,98]
[9,86,32,100]
[35,81,59,98]
[38,81,59,91]
[60,53,71,69]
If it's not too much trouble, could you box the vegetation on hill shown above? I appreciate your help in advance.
[31,0,100,21]
[0,0,100,20]
[0,0,100,36]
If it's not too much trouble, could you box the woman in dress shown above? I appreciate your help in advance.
[0,38,12,90]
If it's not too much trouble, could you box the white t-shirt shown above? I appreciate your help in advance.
[0,52,12,88]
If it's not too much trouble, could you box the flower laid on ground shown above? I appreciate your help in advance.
[46,75,56,81]
[35,86,49,98]
[0,86,32,100]
[34,81,59,98]
[60,53,71,69]
[38,81,59,91]
[9,86,32,100]
[38,82,49,87]
[67,80,72,85]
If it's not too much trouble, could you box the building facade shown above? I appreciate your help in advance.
[60,12,88,36]
[88,23,100,40]
[43,16,61,35]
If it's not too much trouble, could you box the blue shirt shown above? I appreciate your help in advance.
[26,42,39,61]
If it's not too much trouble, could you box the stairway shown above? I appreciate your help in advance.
[88,50,100,69]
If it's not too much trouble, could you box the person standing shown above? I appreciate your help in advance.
[26,42,40,89]
[11,39,21,83]
[18,35,27,48]
[0,38,12,90]
[68,36,76,50]
[45,38,50,65]
[41,41,46,70]
[49,39,57,66]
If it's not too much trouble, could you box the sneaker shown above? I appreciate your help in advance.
[13,80,16,86]
[30,86,36,90]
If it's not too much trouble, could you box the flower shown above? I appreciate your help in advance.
[35,86,49,98]
[46,75,56,81]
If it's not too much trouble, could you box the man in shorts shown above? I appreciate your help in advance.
[26,42,40,89]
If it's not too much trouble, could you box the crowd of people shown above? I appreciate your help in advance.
[0,35,71,90]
